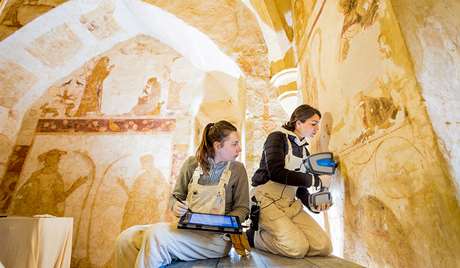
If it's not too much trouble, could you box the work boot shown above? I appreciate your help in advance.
[230,233,251,256]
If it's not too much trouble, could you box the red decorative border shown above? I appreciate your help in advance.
[36,118,175,133]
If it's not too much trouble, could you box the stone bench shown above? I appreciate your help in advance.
[168,249,363,267]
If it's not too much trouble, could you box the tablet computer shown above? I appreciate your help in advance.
[178,211,242,234]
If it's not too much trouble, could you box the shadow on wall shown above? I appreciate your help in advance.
[0,145,29,213]
[347,195,416,267]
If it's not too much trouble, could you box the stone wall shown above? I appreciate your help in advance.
[391,0,460,196]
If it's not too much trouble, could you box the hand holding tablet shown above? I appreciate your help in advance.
[178,211,242,234]
[173,195,190,217]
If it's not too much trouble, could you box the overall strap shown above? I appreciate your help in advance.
[189,165,203,186]
[285,133,293,164]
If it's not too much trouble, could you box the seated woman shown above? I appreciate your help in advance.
[248,104,333,258]
[115,120,249,268]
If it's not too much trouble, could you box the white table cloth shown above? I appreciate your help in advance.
[0,216,73,268]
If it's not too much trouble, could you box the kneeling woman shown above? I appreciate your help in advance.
[249,104,333,258]
[116,120,249,268]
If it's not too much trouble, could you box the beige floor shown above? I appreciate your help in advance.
[167,249,364,267]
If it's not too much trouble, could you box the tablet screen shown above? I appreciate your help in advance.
[188,213,238,228]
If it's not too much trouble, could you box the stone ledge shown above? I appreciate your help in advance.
[168,248,363,268]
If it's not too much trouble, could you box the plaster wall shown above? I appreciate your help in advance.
[10,133,174,267]
[295,0,460,266]
[1,34,199,266]
[0,0,247,180]
[391,0,460,196]
[0,2,268,267]
[0,4,246,265]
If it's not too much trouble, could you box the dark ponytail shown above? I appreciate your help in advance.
[196,120,237,173]
[282,104,321,131]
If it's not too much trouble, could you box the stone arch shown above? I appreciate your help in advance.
[0,0,271,172]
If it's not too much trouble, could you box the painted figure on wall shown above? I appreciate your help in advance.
[39,102,59,117]
[346,195,416,267]
[9,149,89,216]
[0,0,65,41]
[293,0,307,43]
[130,77,163,115]
[57,88,77,117]
[355,93,400,144]
[117,154,169,231]
[339,0,380,61]
[75,56,113,116]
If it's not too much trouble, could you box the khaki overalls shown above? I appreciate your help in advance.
[253,132,332,258]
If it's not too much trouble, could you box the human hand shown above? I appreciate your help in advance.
[320,175,332,188]
[315,202,332,212]
[173,199,189,218]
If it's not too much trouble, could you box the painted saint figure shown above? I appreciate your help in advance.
[9,149,88,216]
[117,154,169,230]
[75,56,113,116]
[130,77,162,115]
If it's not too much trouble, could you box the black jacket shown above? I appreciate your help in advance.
[251,130,321,213]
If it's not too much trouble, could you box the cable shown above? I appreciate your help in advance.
[253,134,307,213]
[259,173,288,210]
